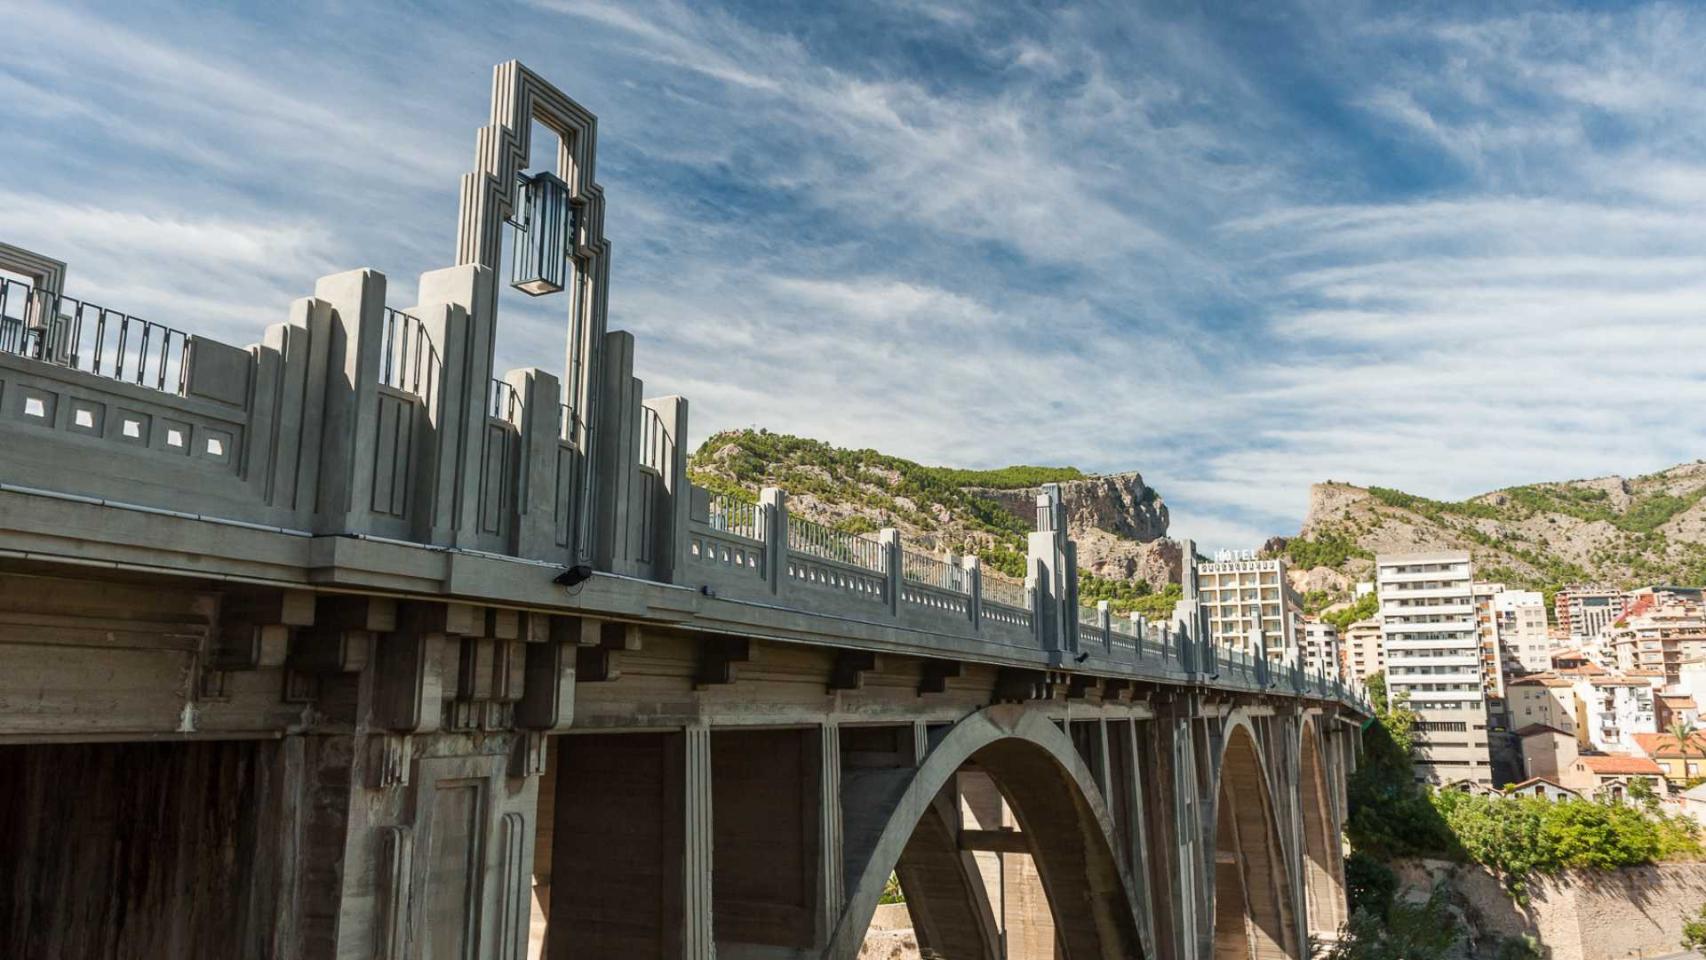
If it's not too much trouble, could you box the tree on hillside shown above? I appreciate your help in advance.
[1670,718,1702,783]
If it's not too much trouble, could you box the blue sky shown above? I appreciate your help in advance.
[7,0,1706,550]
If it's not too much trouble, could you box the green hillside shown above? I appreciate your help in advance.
[689,429,1180,619]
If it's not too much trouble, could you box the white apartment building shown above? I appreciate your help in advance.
[1301,618,1342,678]
[1197,558,1301,661]
[1492,589,1552,674]
[1343,618,1384,681]
[1378,551,1493,786]
[1577,676,1660,753]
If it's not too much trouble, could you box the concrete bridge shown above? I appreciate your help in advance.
[0,63,1368,960]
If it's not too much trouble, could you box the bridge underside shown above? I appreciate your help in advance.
[0,565,1356,960]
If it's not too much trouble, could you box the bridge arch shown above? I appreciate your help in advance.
[830,706,1146,960]
[1298,716,1346,940]
[1211,716,1300,960]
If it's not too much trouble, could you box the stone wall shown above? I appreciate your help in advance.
[1395,858,1706,960]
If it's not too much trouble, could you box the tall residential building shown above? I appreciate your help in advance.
[1197,557,1302,661]
[1343,618,1384,681]
[1472,581,1508,701]
[1377,551,1493,786]
[1301,618,1342,678]
[1491,589,1552,675]
[1556,587,1627,646]
[1606,592,1706,685]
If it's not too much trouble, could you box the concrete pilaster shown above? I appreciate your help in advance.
[649,395,691,584]
[683,724,716,960]
[311,268,387,536]
[760,487,786,594]
[417,263,496,547]
[509,367,563,562]
[879,528,901,618]
[817,722,845,947]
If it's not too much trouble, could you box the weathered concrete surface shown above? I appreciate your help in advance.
[1396,858,1706,960]
[857,904,921,960]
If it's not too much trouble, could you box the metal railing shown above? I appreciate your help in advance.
[788,515,886,572]
[1079,605,1102,627]
[706,491,760,540]
[982,570,1028,608]
[379,307,439,403]
[489,378,519,423]
[0,277,190,394]
[901,549,968,593]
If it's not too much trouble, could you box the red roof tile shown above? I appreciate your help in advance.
[1631,732,1706,757]
[1578,755,1664,776]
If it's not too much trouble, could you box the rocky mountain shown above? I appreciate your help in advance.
[688,429,1183,615]
[1269,461,1706,603]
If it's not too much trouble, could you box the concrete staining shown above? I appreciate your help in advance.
[0,62,1367,959]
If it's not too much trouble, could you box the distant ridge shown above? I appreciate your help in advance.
[1267,462,1706,606]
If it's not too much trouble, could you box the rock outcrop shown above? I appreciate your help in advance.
[1276,462,1706,597]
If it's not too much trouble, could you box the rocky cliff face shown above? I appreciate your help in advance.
[967,472,1170,542]
[966,473,1176,586]
[1273,462,1706,598]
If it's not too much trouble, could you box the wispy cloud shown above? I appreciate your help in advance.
[6,0,1706,550]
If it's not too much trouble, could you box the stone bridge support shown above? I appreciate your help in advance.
[0,578,1357,960]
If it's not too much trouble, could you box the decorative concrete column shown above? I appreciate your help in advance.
[1028,484,1070,660]
[683,723,715,960]
[963,555,982,628]
[417,263,497,548]
[312,268,388,536]
[509,367,563,562]
[817,722,845,947]
[760,486,787,595]
[879,528,901,618]
[592,331,638,574]
[648,395,691,584]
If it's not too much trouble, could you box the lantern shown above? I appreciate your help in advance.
[508,171,574,296]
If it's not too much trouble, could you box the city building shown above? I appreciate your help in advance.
[1630,732,1706,783]
[1197,557,1303,661]
[1561,754,1666,802]
[1508,675,1578,736]
[1377,550,1494,786]
[1556,586,1628,646]
[1473,581,1508,701]
[1606,593,1706,685]
[1576,676,1659,753]
[1490,589,1552,675]
[1300,618,1341,678]
[1657,691,1700,730]
[1517,724,1577,781]
[1503,777,1583,802]
[1342,618,1384,682]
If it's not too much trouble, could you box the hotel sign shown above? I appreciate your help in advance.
[1214,549,1258,563]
